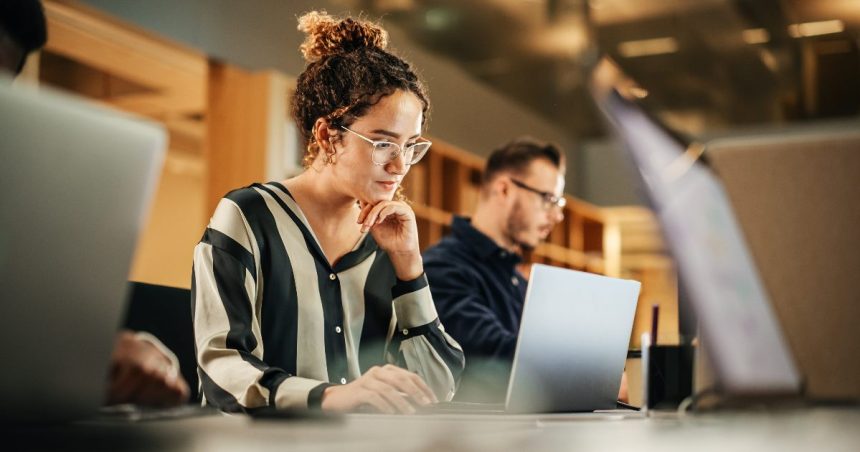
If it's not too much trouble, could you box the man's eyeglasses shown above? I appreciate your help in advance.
[510,178,567,210]
[340,126,432,166]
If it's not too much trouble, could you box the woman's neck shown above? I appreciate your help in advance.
[285,168,357,224]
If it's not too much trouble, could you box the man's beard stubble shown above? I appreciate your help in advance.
[505,199,537,253]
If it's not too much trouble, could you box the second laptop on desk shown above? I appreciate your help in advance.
[423,264,640,415]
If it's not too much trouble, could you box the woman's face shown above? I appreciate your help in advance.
[329,89,424,204]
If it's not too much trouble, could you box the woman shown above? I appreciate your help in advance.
[192,11,464,414]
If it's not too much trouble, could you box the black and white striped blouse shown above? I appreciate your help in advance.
[192,182,464,412]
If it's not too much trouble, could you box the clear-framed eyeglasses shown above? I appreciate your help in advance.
[510,178,567,210]
[340,126,432,166]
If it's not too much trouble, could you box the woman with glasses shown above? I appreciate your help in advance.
[192,11,463,414]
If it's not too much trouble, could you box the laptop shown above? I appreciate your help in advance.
[0,78,166,421]
[426,264,640,414]
[593,85,801,397]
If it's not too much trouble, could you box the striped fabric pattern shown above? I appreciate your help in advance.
[192,182,464,411]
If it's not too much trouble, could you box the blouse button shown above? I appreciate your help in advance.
[340,378,347,384]
[329,273,337,281]
[335,326,342,333]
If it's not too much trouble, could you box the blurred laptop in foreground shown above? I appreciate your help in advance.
[592,58,805,405]
[0,77,166,421]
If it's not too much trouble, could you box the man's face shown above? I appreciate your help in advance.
[504,158,565,251]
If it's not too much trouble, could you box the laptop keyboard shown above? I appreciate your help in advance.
[416,401,506,414]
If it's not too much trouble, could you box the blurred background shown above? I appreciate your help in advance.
[21,0,859,404]
[38,0,860,205]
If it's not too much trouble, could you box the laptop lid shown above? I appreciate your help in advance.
[505,264,640,413]
[705,126,860,400]
[594,87,802,396]
[0,79,166,421]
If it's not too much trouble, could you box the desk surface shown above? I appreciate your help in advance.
[6,407,859,452]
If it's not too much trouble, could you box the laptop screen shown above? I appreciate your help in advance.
[0,78,166,420]
[595,89,801,395]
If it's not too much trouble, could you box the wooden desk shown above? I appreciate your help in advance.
[5,407,859,451]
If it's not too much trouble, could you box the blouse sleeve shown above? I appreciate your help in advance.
[386,274,465,401]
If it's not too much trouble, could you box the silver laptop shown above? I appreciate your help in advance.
[0,79,166,421]
[427,264,640,415]
[505,264,640,413]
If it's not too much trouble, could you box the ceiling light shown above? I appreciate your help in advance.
[758,49,779,72]
[788,20,844,38]
[627,86,649,99]
[742,28,770,44]
[424,8,458,31]
[372,0,415,13]
[530,18,588,58]
[617,37,679,58]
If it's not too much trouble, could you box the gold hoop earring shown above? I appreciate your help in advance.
[323,138,338,165]
[324,150,337,165]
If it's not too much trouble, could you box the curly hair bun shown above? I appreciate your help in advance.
[297,11,389,63]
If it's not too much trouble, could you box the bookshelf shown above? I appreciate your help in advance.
[404,139,679,349]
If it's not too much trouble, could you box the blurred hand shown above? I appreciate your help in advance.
[106,331,190,407]
[321,364,437,414]
[618,370,629,403]
[357,200,422,280]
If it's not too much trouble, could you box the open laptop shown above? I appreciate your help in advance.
[507,264,640,413]
[0,78,166,421]
[426,264,640,414]
[593,86,801,397]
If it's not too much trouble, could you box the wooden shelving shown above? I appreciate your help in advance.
[404,139,679,348]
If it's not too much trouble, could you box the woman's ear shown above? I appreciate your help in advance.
[312,118,335,153]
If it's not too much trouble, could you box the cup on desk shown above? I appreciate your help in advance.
[641,333,694,410]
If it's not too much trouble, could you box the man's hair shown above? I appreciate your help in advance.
[0,0,47,73]
[482,137,564,187]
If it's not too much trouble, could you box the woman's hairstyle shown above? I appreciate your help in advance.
[291,11,430,168]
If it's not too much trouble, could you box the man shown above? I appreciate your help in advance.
[0,0,47,76]
[423,137,567,402]
[2,0,189,407]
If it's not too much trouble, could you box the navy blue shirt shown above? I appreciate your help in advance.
[423,216,527,401]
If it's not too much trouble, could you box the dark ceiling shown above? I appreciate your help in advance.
[350,0,860,139]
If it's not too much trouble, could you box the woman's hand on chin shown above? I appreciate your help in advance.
[357,200,423,280]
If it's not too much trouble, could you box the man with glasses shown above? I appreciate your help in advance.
[423,137,567,402]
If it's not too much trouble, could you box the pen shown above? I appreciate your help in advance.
[650,303,660,346]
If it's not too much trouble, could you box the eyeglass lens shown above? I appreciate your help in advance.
[372,142,430,165]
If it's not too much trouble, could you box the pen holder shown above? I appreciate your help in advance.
[642,335,694,410]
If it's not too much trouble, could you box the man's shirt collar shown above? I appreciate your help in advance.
[450,216,521,264]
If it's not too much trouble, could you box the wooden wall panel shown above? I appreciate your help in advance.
[44,1,206,117]
[205,63,288,213]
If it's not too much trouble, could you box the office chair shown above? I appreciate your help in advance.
[122,281,199,402]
